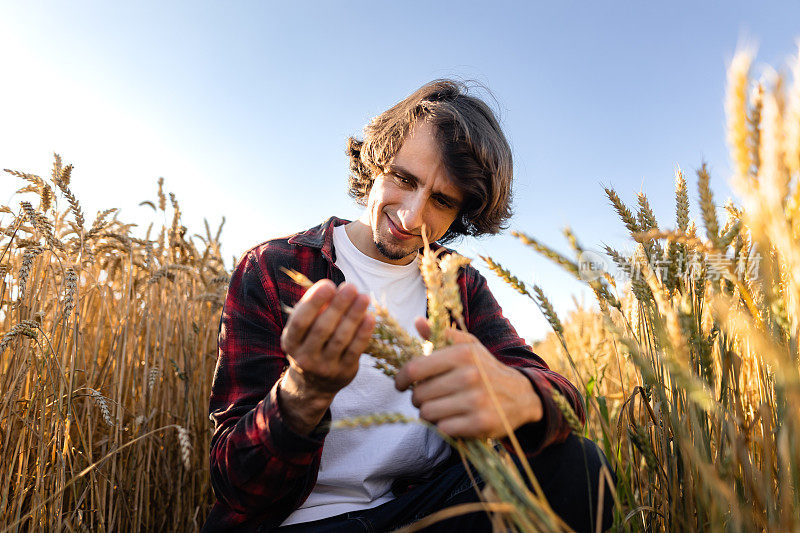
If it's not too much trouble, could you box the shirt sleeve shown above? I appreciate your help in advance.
[461,265,586,455]
[207,249,330,523]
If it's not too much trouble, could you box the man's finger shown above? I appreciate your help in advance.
[436,414,489,439]
[417,390,475,423]
[444,327,476,345]
[414,317,430,339]
[411,365,481,407]
[303,283,359,355]
[281,280,337,354]
[395,344,468,391]
[414,319,476,346]
[321,293,370,359]
[341,312,376,368]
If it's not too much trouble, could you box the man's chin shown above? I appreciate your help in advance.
[375,240,415,261]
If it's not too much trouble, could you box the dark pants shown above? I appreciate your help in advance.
[276,434,616,532]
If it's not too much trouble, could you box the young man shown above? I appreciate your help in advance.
[203,80,614,532]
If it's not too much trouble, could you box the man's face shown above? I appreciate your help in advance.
[359,120,464,265]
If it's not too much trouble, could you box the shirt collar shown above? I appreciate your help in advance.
[287,216,349,263]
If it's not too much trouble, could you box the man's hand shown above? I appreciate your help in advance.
[278,279,375,435]
[394,317,542,439]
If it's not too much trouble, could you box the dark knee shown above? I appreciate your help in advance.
[529,434,616,532]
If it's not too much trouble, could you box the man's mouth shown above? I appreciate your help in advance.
[386,216,418,240]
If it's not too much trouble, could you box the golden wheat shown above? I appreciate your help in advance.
[0,157,227,530]
[515,45,800,532]
[2,39,799,533]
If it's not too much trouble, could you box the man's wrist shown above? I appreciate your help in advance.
[277,371,335,436]
[513,369,543,427]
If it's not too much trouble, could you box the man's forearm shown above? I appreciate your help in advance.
[208,379,328,520]
[207,250,331,524]
[277,370,335,435]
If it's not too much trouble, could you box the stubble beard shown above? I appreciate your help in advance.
[374,239,411,261]
[372,226,416,261]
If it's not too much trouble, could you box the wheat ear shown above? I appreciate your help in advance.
[88,389,114,427]
[726,48,753,180]
[175,426,192,470]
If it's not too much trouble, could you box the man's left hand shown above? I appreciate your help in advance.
[394,317,543,439]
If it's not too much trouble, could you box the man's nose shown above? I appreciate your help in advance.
[397,193,425,232]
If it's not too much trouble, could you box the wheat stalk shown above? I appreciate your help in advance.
[332,412,418,429]
[480,255,530,297]
[0,157,224,529]
[551,390,583,433]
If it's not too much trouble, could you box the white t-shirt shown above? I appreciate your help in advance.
[280,224,451,526]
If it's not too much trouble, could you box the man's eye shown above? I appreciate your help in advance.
[435,197,453,209]
[393,174,412,185]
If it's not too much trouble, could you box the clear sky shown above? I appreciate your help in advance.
[1,1,799,343]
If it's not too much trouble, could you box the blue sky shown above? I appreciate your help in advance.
[1,2,799,342]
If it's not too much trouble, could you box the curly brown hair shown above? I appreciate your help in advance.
[346,79,514,244]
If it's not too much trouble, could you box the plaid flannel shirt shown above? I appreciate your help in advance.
[202,216,586,532]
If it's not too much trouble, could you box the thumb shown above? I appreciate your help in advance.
[414,317,431,339]
[415,318,476,345]
[445,327,476,345]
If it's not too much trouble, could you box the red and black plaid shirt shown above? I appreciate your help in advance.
[202,216,586,532]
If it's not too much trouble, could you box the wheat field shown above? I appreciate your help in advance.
[521,45,800,531]
[0,44,798,531]
[0,167,226,530]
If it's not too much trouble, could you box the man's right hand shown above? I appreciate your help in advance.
[278,279,375,435]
